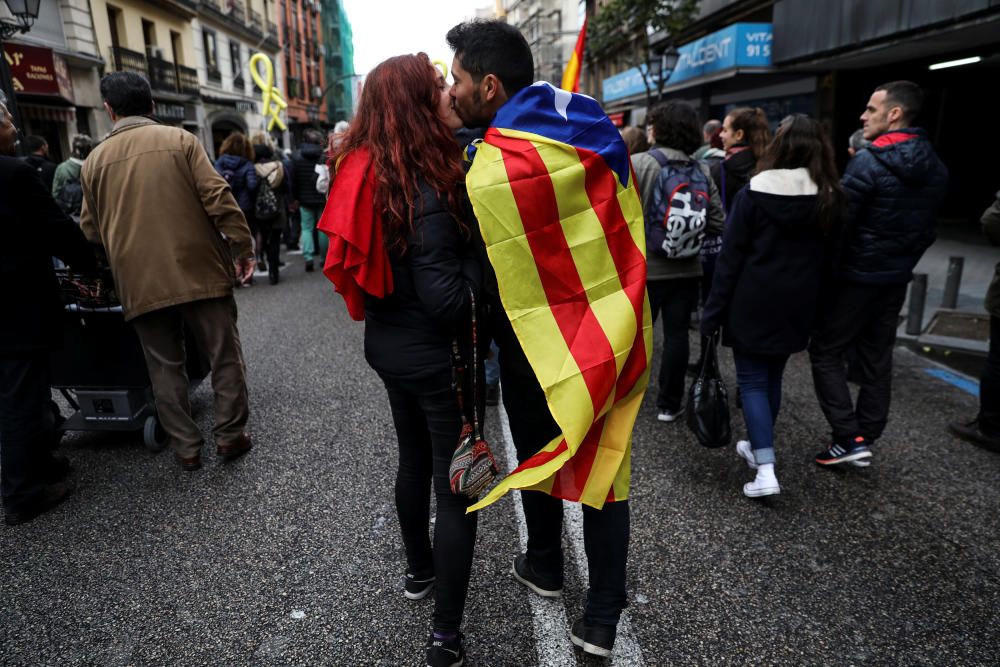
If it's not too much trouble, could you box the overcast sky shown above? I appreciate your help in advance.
[342,0,489,77]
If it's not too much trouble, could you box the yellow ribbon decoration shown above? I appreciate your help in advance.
[432,59,448,79]
[249,53,288,132]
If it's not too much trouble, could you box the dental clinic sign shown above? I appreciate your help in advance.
[602,23,773,103]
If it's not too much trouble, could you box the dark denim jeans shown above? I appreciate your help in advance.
[383,373,477,633]
[496,317,630,627]
[647,277,700,412]
[808,283,908,443]
[733,352,790,465]
[0,353,56,513]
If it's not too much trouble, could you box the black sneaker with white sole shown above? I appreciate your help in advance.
[815,437,873,466]
[404,573,435,600]
[426,632,464,667]
[512,553,562,598]
[570,618,616,658]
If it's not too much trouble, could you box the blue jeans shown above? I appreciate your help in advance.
[484,340,500,386]
[733,352,790,465]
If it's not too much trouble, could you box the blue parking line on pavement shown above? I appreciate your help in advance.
[924,368,980,397]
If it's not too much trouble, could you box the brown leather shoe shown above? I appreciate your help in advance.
[176,455,202,471]
[217,433,253,460]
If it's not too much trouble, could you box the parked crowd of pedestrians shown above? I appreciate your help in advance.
[2,15,997,667]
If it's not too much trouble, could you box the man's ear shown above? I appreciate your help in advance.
[481,73,505,104]
[887,105,903,125]
[102,101,117,122]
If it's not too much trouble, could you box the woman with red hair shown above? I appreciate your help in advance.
[320,53,479,667]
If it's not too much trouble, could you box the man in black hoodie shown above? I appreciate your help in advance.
[290,129,328,271]
[810,81,948,467]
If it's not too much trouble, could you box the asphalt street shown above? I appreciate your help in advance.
[2,252,998,666]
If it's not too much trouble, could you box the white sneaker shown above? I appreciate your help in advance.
[743,464,780,498]
[736,440,758,470]
[657,407,684,423]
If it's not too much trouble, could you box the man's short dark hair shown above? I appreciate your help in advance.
[23,135,47,154]
[446,20,534,96]
[876,80,923,125]
[302,128,324,145]
[100,71,154,118]
[647,101,702,155]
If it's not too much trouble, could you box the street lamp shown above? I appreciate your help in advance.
[0,0,41,150]
[647,38,681,104]
[0,0,40,40]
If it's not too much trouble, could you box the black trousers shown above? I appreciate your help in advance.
[980,316,1000,436]
[647,277,700,412]
[496,315,630,628]
[808,283,908,443]
[383,373,477,633]
[0,353,58,513]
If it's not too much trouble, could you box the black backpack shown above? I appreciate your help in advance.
[254,164,281,221]
[56,178,84,216]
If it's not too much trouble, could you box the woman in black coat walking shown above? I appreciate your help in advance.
[701,115,844,498]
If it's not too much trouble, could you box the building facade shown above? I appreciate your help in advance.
[318,0,353,123]
[277,0,325,138]
[89,0,203,137]
[503,0,583,86]
[2,0,107,160]
[192,0,283,157]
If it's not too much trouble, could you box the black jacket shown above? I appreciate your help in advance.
[23,154,57,192]
[839,128,948,285]
[363,180,482,384]
[701,169,835,356]
[290,142,327,208]
[710,147,756,213]
[0,156,97,355]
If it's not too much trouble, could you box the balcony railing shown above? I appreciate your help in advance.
[177,64,199,95]
[250,9,262,33]
[109,46,200,98]
[207,68,222,84]
[148,55,180,93]
[233,72,245,91]
[109,46,148,76]
[231,0,246,22]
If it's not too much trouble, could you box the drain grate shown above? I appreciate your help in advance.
[925,310,990,340]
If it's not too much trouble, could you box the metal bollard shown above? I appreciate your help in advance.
[941,256,964,309]
[907,273,928,336]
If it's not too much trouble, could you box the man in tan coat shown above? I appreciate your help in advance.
[81,72,256,471]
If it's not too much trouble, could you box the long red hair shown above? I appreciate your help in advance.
[331,53,465,255]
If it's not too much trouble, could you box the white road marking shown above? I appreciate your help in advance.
[498,406,577,667]
[498,405,645,666]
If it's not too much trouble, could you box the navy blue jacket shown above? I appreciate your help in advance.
[291,142,327,209]
[701,169,836,356]
[363,180,482,384]
[214,154,258,214]
[839,128,948,285]
[0,156,96,355]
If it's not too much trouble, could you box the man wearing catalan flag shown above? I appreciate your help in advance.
[447,20,653,658]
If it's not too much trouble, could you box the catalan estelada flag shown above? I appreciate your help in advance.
[465,82,652,512]
[561,16,587,93]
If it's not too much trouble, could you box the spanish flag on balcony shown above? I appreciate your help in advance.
[560,15,587,92]
[465,82,652,511]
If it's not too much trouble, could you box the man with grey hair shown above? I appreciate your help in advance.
[847,128,870,158]
[693,118,722,160]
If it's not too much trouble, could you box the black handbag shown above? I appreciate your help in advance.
[686,333,732,448]
[449,284,499,497]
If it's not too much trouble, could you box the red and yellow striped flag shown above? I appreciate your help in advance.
[561,16,587,93]
[465,83,652,512]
